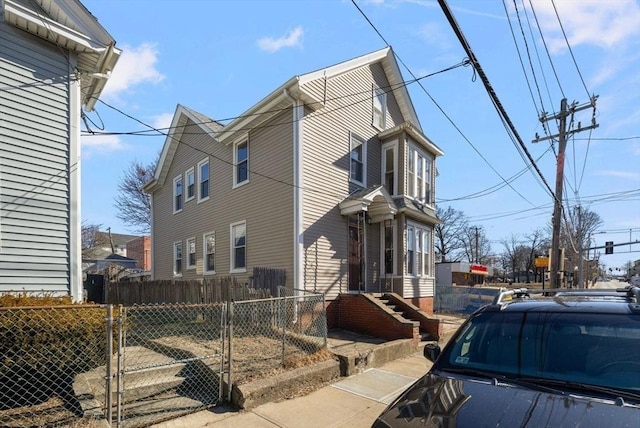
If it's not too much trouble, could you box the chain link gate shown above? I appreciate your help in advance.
[0,292,327,427]
[114,303,225,427]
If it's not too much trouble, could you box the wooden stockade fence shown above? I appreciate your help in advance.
[104,268,286,305]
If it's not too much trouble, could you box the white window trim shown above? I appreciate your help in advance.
[185,167,195,202]
[349,132,367,187]
[230,220,247,273]
[186,237,196,270]
[372,86,387,130]
[173,174,183,214]
[380,220,398,276]
[381,141,398,196]
[407,145,434,206]
[233,140,249,188]
[405,221,433,278]
[203,231,216,275]
[173,240,183,277]
[197,158,210,203]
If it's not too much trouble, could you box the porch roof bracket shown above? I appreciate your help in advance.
[338,185,397,222]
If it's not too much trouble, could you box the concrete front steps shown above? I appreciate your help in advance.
[73,346,218,426]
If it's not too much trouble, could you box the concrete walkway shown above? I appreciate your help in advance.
[153,314,466,428]
[153,350,432,428]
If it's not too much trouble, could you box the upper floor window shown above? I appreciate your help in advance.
[203,231,215,274]
[231,221,246,273]
[234,140,249,187]
[198,158,210,202]
[382,142,397,195]
[186,168,195,201]
[173,241,183,276]
[407,146,433,204]
[372,86,387,130]
[173,175,183,213]
[350,133,366,187]
[186,237,196,269]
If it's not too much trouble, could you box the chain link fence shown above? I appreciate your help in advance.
[0,291,328,427]
[0,305,109,427]
[434,285,500,315]
[228,291,327,389]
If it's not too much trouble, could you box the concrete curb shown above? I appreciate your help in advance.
[233,358,341,410]
[332,338,423,377]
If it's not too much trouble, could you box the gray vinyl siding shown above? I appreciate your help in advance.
[301,63,404,301]
[151,111,294,284]
[0,22,72,292]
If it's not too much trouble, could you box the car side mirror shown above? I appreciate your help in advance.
[423,342,441,362]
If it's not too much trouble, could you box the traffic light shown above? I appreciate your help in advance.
[605,241,614,254]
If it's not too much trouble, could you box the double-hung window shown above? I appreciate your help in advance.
[407,146,433,205]
[350,133,366,187]
[173,175,183,213]
[203,232,215,274]
[406,223,431,276]
[372,86,387,129]
[186,237,196,269]
[173,241,183,276]
[186,168,195,201]
[234,140,249,187]
[230,221,246,273]
[198,158,209,202]
[382,221,397,275]
[382,142,397,195]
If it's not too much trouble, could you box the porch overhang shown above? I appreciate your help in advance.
[339,186,397,223]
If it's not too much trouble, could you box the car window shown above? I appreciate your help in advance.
[441,311,640,392]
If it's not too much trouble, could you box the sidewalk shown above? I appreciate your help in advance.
[153,314,465,428]
[153,351,432,428]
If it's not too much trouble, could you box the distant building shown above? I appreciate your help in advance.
[436,262,490,286]
[127,236,151,271]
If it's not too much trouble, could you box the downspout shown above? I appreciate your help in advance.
[284,88,304,320]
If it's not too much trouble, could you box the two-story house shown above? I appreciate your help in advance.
[1,0,120,300]
[144,47,443,317]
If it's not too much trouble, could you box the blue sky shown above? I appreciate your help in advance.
[80,0,640,271]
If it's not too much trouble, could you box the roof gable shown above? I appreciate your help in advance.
[147,48,424,193]
[2,0,121,110]
[145,104,222,192]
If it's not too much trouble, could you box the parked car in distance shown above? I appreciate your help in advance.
[373,286,640,427]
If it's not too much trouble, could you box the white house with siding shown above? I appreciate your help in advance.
[144,47,444,313]
[0,0,120,300]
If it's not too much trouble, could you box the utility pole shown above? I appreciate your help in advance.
[535,96,598,289]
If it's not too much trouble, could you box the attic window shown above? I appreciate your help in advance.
[373,86,387,130]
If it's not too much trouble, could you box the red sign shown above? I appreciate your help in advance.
[470,264,488,275]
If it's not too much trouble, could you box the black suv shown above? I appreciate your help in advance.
[374,286,640,427]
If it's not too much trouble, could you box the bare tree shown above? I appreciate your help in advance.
[434,206,468,262]
[561,206,603,286]
[459,225,491,264]
[522,228,549,282]
[114,158,157,234]
[81,221,107,259]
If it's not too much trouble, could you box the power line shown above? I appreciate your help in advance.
[84,61,468,137]
[551,0,591,99]
[351,0,538,207]
[437,0,556,202]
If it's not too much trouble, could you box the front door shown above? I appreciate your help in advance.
[348,224,363,292]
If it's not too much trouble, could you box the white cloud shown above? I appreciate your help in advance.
[81,134,125,156]
[527,0,640,53]
[596,170,640,180]
[417,22,452,50]
[257,27,303,53]
[102,43,165,98]
[151,112,174,131]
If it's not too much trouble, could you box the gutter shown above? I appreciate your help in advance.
[284,88,305,307]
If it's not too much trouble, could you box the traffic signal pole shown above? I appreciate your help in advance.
[535,97,598,288]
